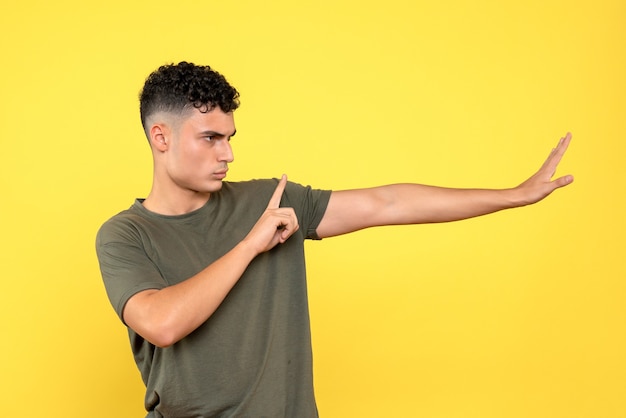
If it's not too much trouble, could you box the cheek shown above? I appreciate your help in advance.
[177,144,214,171]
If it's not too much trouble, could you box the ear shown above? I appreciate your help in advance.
[149,123,170,152]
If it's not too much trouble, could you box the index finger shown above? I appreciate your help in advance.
[267,174,287,209]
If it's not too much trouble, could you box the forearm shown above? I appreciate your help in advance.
[385,133,574,224]
[124,240,258,347]
[377,183,524,225]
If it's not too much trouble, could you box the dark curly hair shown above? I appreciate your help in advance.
[139,61,240,134]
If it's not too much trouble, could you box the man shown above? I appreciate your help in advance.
[96,61,573,417]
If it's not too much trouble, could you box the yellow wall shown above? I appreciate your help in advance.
[1,1,624,417]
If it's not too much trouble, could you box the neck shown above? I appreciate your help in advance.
[142,182,211,215]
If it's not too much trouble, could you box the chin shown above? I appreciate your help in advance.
[204,180,226,193]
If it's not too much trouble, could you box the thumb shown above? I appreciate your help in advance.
[553,174,574,190]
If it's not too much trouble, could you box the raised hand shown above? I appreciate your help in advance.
[514,132,574,206]
[242,174,300,255]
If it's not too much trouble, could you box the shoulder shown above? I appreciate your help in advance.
[96,202,149,246]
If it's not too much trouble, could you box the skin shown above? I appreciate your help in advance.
[124,106,574,348]
[142,107,237,215]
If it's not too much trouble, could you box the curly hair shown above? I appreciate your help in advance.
[139,61,240,133]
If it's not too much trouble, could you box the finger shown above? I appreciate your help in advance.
[552,174,574,189]
[267,174,287,209]
[280,224,300,242]
[278,213,300,242]
[555,132,572,158]
[542,132,572,176]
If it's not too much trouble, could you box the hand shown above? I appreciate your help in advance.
[514,132,574,206]
[242,174,300,255]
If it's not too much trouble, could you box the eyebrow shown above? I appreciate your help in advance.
[199,129,237,138]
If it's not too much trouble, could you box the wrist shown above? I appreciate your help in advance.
[503,186,530,208]
[229,239,258,264]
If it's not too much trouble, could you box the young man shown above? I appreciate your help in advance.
[96,62,573,417]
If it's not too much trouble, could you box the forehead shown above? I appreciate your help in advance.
[181,106,236,133]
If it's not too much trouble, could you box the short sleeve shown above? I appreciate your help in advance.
[96,216,167,323]
[281,181,331,240]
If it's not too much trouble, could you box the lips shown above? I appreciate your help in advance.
[213,169,228,179]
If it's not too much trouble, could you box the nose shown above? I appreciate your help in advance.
[218,139,234,163]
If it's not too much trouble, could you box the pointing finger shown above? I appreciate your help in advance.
[267,174,287,209]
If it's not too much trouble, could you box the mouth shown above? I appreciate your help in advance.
[213,169,228,180]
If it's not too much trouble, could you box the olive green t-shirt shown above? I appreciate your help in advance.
[96,179,331,418]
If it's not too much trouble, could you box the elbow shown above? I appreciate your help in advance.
[138,315,184,348]
[123,288,216,348]
[124,305,184,348]
[153,338,176,349]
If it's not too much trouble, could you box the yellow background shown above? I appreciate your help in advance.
[1,1,624,417]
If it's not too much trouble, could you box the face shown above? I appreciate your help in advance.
[158,106,236,194]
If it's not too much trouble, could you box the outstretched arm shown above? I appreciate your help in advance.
[316,133,573,239]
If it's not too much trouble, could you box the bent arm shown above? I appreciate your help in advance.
[123,176,299,348]
[317,133,573,238]
[123,241,258,348]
